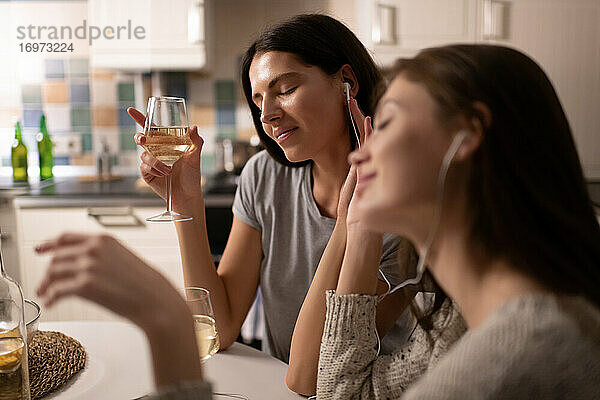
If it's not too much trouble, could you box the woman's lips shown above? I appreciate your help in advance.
[355,172,376,196]
[276,127,298,143]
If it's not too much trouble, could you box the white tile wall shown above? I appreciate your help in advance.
[53,134,82,157]
[91,78,118,106]
[44,105,71,132]
[92,126,120,156]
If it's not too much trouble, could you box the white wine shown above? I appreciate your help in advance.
[143,126,191,167]
[0,326,19,339]
[0,337,27,400]
[0,337,23,373]
[193,315,220,361]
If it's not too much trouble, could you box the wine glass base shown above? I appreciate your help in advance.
[146,211,193,223]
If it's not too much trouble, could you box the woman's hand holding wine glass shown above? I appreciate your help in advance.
[127,102,205,220]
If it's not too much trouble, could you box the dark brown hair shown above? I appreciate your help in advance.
[241,14,384,167]
[389,44,600,308]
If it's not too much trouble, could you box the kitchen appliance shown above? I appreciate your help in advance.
[214,138,262,176]
[209,138,262,194]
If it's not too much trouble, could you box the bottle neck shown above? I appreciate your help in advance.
[40,122,49,138]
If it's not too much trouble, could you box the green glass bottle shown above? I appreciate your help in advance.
[36,115,54,180]
[11,121,28,182]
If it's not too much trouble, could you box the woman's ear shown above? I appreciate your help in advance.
[471,101,492,130]
[453,129,483,162]
[339,64,359,98]
[453,101,490,161]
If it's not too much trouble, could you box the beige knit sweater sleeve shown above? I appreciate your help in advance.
[317,291,466,400]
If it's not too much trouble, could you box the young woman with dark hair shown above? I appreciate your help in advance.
[239,14,383,166]
[316,44,600,398]
[36,14,426,397]
[236,15,443,395]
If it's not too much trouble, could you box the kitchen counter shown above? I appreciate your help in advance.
[1,176,598,212]
[0,176,235,208]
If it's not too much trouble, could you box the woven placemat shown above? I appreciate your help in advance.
[27,331,87,399]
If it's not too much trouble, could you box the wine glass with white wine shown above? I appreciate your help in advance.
[181,287,220,361]
[143,96,193,222]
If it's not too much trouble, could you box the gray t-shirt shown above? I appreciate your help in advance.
[233,150,414,363]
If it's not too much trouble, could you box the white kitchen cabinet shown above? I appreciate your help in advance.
[479,0,600,179]
[15,206,184,322]
[88,0,211,70]
[353,0,599,178]
[354,0,479,66]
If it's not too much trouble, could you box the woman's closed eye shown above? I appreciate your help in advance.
[375,118,391,132]
[279,86,297,96]
[252,86,297,110]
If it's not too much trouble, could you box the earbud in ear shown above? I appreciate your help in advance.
[444,130,469,164]
[454,130,468,146]
[343,82,351,102]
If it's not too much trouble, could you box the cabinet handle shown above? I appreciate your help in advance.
[87,207,143,227]
[372,4,396,45]
[0,232,11,241]
[188,0,204,44]
[483,0,509,40]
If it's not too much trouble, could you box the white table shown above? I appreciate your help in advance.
[39,321,302,399]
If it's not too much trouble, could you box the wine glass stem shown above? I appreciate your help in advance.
[166,173,173,213]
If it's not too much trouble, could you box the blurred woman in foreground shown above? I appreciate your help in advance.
[316,44,600,398]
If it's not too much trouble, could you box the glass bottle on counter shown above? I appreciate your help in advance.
[11,121,28,183]
[0,228,31,400]
[36,115,54,181]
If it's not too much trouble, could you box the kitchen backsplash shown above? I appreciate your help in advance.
[0,56,256,177]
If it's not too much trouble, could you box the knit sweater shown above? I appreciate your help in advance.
[317,291,600,399]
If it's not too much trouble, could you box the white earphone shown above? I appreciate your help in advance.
[379,130,469,297]
[344,81,351,102]
[344,81,361,148]
[370,129,469,359]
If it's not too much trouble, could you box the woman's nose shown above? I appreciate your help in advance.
[348,147,370,167]
[260,99,282,124]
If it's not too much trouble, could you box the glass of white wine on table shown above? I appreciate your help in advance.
[181,287,220,361]
[143,96,193,222]
[180,288,250,400]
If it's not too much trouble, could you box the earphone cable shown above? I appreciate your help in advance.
[382,131,467,296]
[346,96,361,149]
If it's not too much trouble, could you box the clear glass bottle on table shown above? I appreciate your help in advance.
[36,115,54,181]
[11,121,28,183]
[0,228,31,400]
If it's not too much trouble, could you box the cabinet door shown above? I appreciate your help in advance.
[355,0,478,66]
[88,0,207,70]
[17,207,184,322]
[0,199,20,283]
[481,0,600,178]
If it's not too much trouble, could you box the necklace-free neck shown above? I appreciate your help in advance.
[428,230,550,329]
[309,129,353,218]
